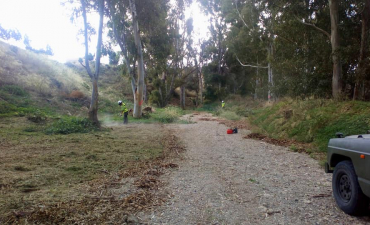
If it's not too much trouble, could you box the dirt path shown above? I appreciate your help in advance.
[138,113,370,224]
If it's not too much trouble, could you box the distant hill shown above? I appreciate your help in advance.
[0,40,130,117]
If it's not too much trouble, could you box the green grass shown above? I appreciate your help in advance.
[108,105,186,124]
[249,99,370,152]
[219,110,241,120]
[0,84,57,119]
[45,117,99,134]
[151,106,185,123]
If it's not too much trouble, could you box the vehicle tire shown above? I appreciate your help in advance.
[332,160,369,215]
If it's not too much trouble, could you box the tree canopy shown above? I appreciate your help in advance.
[65,0,370,113]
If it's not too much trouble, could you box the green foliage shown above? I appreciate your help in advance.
[45,117,98,135]
[219,110,241,120]
[149,90,161,107]
[81,82,90,91]
[99,98,116,113]
[23,126,40,133]
[0,101,18,115]
[151,107,184,123]
[249,99,370,152]
[26,109,47,123]
[1,85,29,97]
[0,85,45,118]
[196,102,219,112]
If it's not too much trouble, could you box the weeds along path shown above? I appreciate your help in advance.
[139,113,370,224]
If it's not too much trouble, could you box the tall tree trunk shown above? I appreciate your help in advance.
[329,0,342,98]
[195,56,203,105]
[198,71,203,104]
[267,43,274,102]
[129,0,144,118]
[81,0,104,126]
[354,0,370,100]
[89,78,99,124]
[165,73,176,106]
[255,57,259,100]
[180,85,185,110]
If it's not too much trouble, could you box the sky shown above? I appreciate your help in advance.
[0,0,209,64]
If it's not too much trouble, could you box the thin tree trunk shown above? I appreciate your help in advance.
[195,57,203,105]
[329,0,342,98]
[267,43,274,102]
[165,73,176,105]
[89,78,99,124]
[180,85,185,110]
[354,0,370,100]
[129,0,144,118]
[255,57,259,100]
[198,71,203,104]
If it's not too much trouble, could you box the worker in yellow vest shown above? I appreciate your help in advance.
[118,100,128,124]
[221,100,225,108]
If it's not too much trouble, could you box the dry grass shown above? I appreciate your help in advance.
[0,117,184,223]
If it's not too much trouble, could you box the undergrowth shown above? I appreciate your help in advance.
[45,117,99,134]
[248,99,370,152]
[151,106,185,123]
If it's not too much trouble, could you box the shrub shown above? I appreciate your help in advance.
[235,106,252,117]
[27,109,47,123]
[45,117,98,135]
[69,90,84,100]
[0,85,29,97]
[24,126,39,132]
[0,102,17,114]
[219,111,241,120]
[100,98,116,113]
[152,107,183,123]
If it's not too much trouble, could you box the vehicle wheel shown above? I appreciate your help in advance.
[332,160,369,215]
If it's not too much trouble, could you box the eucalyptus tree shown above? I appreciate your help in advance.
[198,0,230,100]
[0,24,22,41]
[107,0,172,115]
[260,0,332,98]
[143,0,195,109]
[70,0,105,126]
[229,0,274,99]
[354,0,370,99]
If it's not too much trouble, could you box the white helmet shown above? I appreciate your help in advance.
[222,100,224,102]
[118,100,122,105]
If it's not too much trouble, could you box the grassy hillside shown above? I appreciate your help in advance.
[249,99,370,152]
[0,40,131,119]
[216,96,370,156]
[0,41,187,223]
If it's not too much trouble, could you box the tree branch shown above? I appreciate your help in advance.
[235,0,249,29]
[81,0,93,79]
[79,61,87,70]
[235,55,268,68]
[295,16,331,39]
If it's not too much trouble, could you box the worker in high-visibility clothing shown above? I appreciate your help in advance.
[221,100,225,108]
[118,100,128,124]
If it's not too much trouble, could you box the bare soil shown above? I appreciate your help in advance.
[138,113,370,224]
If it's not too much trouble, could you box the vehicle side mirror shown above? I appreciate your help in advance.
[335,132,344,138]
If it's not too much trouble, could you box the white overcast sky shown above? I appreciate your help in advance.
[0,0,209,63]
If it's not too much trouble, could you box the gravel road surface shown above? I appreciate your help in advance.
[139,113,370,225]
